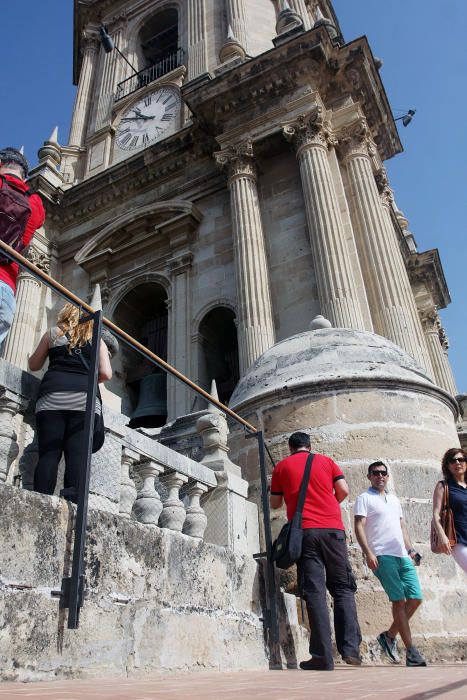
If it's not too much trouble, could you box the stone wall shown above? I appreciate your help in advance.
[0,485,268,682]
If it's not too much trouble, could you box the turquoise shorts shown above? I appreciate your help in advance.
[374,555,423,602]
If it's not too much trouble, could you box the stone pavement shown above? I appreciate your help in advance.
[0,666,466,700]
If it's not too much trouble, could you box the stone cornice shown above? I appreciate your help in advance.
[407,249,451,310]
[182,25,402,161]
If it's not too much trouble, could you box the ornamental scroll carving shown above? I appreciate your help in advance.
[420,309,450,351]
[214,140,256,181]
[375,167,394,207]
[336,117,377,160]
[283,106,337,151]
[25,247,50,274]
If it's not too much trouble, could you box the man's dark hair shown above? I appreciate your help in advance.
[0,147,29,179]
[368,460,387,476]
[288,431,311,450]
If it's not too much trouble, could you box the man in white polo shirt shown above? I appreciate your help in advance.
[354,461,426,667]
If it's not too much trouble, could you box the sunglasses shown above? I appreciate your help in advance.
[371,470,388,477]
[449,457,466,464]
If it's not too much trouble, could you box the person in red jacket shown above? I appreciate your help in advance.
[0,147,45,352]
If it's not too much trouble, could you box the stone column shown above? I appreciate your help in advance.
[68,34,99,147]
[225,0,248,52]
[95,27,123,131]
[3,248,49,370]
[421,311,458,396]
[283,110,365,330]
[167,254,193,419]
[187,0,208,79]
[341,121,433,373]
[215,141,275,374]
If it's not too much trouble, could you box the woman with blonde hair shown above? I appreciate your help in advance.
[432,447,467,573]
[29,302,112,499]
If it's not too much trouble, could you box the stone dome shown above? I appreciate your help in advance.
[230,327,442,411]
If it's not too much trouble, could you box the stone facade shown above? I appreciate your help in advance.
[0,0,463,678]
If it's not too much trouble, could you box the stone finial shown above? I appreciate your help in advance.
[90,283,103,310]
[208,379,220,412]
[19,146,25,155]
[276,1,304,35]
[310,315,332,330]
[37,127,61,167]
[219,25,246,63]
[196,394,241,476]
[313,6,339,40]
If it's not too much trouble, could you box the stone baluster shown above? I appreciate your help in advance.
[159,472,189,532]
[3,248,50,370]
[0,391,21,483]
[283,109,365,330]
[340,120,434,374]
[420,311,458,396]
[68,34,100,147]
[183,481,208,539]
[215,140,275,374]
[187,0,208,79]
[132,459,165,527]
[119,447,139,518]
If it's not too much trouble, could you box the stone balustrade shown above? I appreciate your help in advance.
[0,359,257,552]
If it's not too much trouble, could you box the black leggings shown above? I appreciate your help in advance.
[33,410,94,497]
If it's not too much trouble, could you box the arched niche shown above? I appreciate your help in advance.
[139,7,179,68]
[198,307,240,406]
[112,281,168,427]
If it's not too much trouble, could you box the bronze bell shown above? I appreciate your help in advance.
[129,372,167,428]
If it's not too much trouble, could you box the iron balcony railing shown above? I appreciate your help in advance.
[115,48,185,102]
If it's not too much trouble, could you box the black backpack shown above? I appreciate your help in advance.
[0,175,32,265]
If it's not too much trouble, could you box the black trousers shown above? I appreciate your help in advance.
[33,410,92,499]
[298,528,362,667]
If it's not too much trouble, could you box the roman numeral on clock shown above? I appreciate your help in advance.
[129,136,139,148]
[161,113,174,122]
[142,134,149,145]
[144,95,152,107]
[119,132,132,145]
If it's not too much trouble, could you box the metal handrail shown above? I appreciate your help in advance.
[115,48,185,102]
[0,239,279,659]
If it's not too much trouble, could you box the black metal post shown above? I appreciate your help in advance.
[249,430,281,667]
[62,310,102,629]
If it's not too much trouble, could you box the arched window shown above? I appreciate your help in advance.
[140,8,179,68]
[113,282,168,428]
[198,308,240,406]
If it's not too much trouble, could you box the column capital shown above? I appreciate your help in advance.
[337,117,377,161]
[26,246,50,274]
[374,167,394,207]
[214,139,256,182]
[81,32,100,55]
[283,106,336,153]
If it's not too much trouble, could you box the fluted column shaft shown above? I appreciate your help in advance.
[187,0,207,79]
[3,262,44,370]
[68,36,99,146]
[289,0,312,29]
[225,0,248,49]
[343,133,433,373]
[168,254,193,419]
[215,142,275,375]
[94,29,123,131]
[284,114,365,330]
[421,312,457,396]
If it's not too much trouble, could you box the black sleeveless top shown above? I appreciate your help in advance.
[38,342,93,399]
[448,478,467,546]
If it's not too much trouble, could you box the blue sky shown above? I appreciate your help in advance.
[0,1,465,392]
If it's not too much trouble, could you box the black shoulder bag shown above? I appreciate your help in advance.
[271,452,315,570]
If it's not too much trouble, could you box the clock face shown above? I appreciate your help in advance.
[115,86,181,152]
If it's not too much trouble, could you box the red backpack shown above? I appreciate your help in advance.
[0,175,32,265]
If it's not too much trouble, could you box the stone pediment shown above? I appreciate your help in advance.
[74,200,202,271]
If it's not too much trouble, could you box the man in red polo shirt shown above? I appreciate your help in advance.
[270,431,361,670]
[0,147,45,353]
